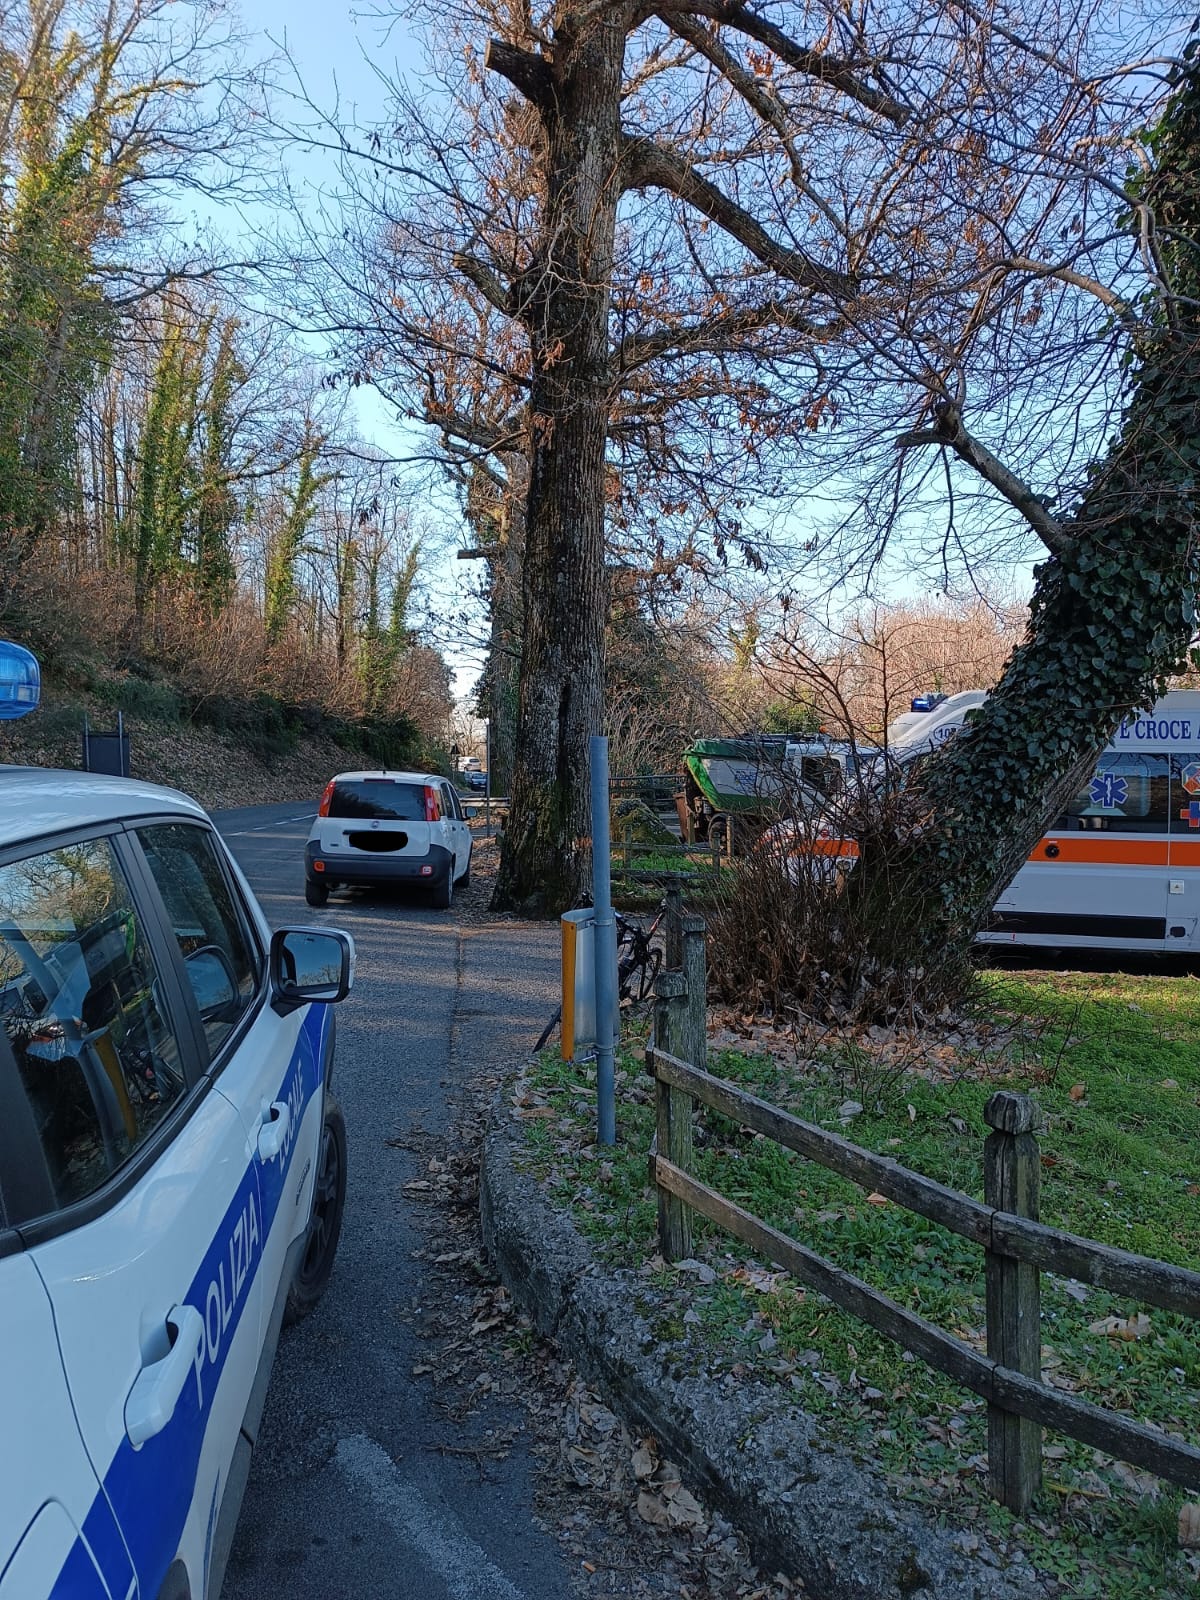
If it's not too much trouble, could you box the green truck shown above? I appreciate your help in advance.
[677,735,840,852]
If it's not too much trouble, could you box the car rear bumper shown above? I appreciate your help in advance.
[306,841,452,888]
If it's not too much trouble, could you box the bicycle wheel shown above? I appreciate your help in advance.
[632,944,663,1003]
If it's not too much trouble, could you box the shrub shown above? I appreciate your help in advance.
[94,675,181,724]
[706,755,972,1027]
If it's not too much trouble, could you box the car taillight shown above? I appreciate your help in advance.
[424,784,440,822]
[318,780,335,817]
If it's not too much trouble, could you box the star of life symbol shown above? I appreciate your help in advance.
[1182,761,1200,796]
[1089,773,1127,810]
[1180,800,1200,829]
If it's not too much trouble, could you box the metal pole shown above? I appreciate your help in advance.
[485,718,491,833]
[591,735,617,1146]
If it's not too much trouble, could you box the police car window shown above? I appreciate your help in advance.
[1062,754,1169,833]
[136,824,257,1061]
[0,837,185,1221]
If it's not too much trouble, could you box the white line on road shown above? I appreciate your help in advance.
[336,1434,528,1600]
[227,811,315,836]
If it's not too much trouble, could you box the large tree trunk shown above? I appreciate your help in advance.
[491,9,631,913]
[486,479,523,796]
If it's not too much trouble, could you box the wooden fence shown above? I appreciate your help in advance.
[618,829,735,880]
[648,915,1200,1514]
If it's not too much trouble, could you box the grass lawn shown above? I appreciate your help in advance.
[515,966,1200,1598]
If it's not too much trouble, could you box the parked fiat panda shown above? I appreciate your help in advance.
[0,766,354,1600]
[305,770,473,910]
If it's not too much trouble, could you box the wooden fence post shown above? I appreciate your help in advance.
[680,914,707,1072]
[653,970,692,1260]
[664,883,683,970]
[983,1090,1043,1514]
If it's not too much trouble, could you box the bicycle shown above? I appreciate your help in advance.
[533,901,667,1051]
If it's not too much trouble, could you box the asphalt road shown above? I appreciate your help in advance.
[214,803,570,1600]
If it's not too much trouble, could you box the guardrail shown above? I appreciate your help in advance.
[646,920,1200,1514]
[612,772,682,806]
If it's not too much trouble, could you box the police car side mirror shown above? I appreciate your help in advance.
[269,928,355,1015]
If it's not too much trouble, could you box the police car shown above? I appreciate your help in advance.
[0,758,354,1600]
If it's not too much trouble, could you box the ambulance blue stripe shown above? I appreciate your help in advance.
[53,1001,330,1600]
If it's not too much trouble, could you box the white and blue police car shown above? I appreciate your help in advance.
[0,703,354,1600]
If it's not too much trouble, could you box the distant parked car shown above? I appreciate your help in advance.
[460,757,482,773]
[306,770,472,909]
[465,769,487,791]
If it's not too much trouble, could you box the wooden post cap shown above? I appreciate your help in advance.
[680,913,707,936]
[983,1091,1040,1134]
[653,970,688,999]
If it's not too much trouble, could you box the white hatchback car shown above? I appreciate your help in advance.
[305,770,472,910]
[0,767,354,1600]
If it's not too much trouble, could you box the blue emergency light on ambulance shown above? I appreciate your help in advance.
[0,640,40,720]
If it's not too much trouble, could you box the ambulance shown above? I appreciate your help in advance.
[890,689,1200,953]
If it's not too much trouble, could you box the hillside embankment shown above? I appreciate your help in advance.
[0,677,419,812]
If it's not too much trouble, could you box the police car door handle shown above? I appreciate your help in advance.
[125,1304,204,1449]
[257,1101,291,1161]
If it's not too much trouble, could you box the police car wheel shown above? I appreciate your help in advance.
[285,1095,347,1325]
[305,878,328,908]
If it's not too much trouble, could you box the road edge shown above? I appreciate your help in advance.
[480,1095,1048,1600]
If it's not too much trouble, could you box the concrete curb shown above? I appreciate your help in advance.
[481,1106,1047,1600]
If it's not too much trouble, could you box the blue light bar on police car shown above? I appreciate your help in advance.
[0,641,40,720]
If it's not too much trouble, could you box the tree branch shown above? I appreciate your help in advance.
[621,134,856,299]
[657,9,848,239]
[897,402,1070,557]
[652,2,909,124]
[617,297,826,369]
[997,253,1136,328]
[483,38,555,116]
[452,251,515,317]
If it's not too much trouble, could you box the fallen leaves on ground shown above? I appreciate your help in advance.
[1087,1312,1152,1342]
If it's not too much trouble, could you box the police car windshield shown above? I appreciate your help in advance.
[329,780,426,822]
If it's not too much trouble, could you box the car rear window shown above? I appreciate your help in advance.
[329,780,426,821]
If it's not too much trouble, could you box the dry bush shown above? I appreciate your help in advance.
[4,553,138,676]
[701,602,1024,1024]
[706,754,974,1027]
[142,588,278,708]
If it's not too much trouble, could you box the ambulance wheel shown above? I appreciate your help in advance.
[285,1095,347,1325]
[305,878,328,908]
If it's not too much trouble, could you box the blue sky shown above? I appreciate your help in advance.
[216,2,491,690]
